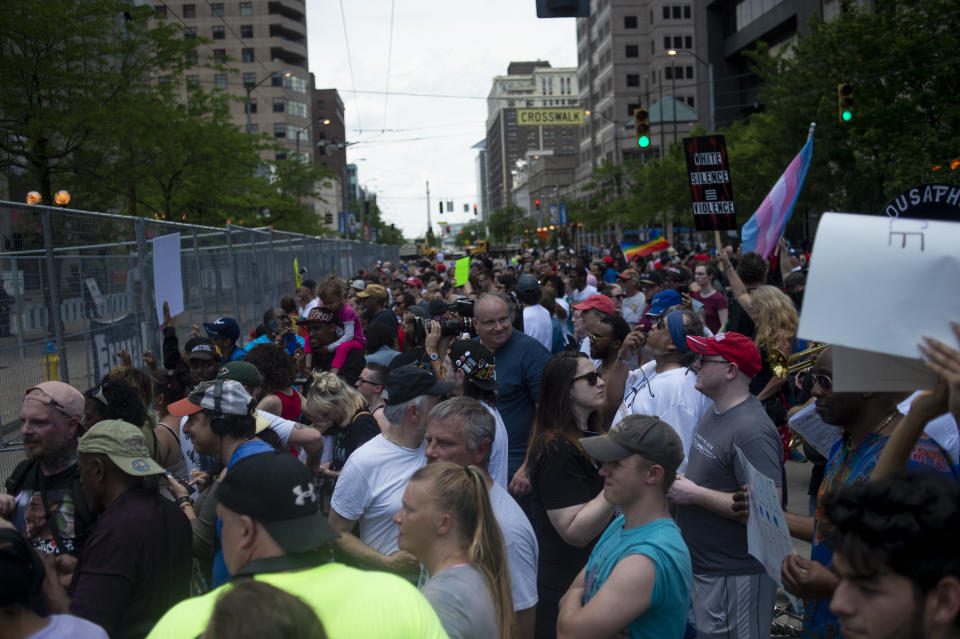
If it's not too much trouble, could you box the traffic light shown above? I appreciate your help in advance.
[634,108,650,148]
[837,83,853,122]
[535,199,541,211]
[473,204,478,216]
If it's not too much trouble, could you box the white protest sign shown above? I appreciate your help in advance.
[152,233,184,325]
[735,446,793,587]
[832,345,937,392]
[788,401,842,458]
[798,212,960,361]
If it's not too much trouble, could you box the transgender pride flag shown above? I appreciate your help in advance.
[741,123,816,259]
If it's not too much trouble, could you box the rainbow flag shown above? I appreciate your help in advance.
[741,124,815,259]
[621,236,670,259]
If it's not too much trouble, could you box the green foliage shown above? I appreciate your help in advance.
[488,205,524,243]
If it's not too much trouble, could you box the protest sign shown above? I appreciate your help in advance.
[799,212,960,363]
[736,446,793,587]
[454,256,470,286]
[882,183,960,221]
[152,233,183,325]
[832,346,938,392]
[90,315,148,381]
[682,135,736,231]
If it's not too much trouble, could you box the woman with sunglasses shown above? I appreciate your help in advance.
[527,351,618,639]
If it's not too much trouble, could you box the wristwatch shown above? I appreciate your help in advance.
[429,352,439,361]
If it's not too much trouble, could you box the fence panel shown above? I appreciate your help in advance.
[0,201,399,469]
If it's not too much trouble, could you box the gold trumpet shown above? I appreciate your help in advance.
[768,343,829,379]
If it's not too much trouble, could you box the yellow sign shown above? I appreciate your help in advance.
[516,108,584,126]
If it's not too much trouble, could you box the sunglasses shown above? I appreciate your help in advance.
[573,371,600,386]
[586,332,608,343]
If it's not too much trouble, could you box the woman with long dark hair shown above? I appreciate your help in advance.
[394,462,516,639]
[527,351,617,638]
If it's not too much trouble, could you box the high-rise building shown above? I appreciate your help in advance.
[472,139,489,230]
[574,0,699,185]
[155,0,312,161]
[485,61,580,213]
[312,88,347,229]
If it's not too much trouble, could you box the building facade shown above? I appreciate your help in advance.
[312,87,347,228]
[484,61,580,212]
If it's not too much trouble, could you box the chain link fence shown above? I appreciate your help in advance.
[0,200,398,478]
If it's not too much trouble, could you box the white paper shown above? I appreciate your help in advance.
[788,401,842,458]
[152,233,184,325]
[736,447,794,587]
[798,212,960,359]
[83,278,105,308]
[833,345,938,392]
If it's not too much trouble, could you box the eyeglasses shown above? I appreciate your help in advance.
[694,354,729,367]
[356,378,379,387]
[812,374,832,391]
[572,371,600,386]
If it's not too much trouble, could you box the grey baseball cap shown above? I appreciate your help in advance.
[580,414,684,471]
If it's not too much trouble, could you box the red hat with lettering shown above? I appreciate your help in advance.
[572,294,616,316]
[685,332,762,378]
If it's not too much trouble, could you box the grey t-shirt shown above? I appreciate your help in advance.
[675,394,783,575]
[422,564,499,639]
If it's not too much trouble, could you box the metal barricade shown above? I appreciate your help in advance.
[0,201,399,455]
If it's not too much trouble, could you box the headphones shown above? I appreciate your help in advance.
[209,379,230,436]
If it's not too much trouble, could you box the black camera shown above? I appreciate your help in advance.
[447,299,474,318]
[411,316,475,346]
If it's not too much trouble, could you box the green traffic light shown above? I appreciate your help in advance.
[638,136,650,148]
[841,110,853,122]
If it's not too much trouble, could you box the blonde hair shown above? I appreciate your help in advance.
[303,371,365,425]
[410,462,517,639]
[750,285,798,353]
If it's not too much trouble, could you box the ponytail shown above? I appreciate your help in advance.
[411,463,517,639]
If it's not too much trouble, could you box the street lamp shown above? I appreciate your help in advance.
[245,71,292,132]
[667,48,715,132]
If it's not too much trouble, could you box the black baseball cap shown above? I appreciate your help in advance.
[217,452,338,554]
[639,271,664,287]
[384,366,454,405]
[186,337,218,360]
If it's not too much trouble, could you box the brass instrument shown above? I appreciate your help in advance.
[768,343,829,379]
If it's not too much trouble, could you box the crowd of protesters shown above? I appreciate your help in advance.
[2,238,960,639]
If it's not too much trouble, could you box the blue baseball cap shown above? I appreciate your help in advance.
[203,317,240,342]
[646,290,683,316]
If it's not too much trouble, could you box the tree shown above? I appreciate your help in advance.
[488,205,523,243]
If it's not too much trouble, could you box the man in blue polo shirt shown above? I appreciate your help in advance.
[472,292,551,498]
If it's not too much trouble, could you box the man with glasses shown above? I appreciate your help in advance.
[604,309,711,469]
[473,292,551,499]
[777,346,957,639]
[668,332,783,639]
[2,382,94,583]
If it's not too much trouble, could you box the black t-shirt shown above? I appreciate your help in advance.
[371,309,398,329]
[529,436,604,588]
[5,460,95,556]
[311,348,365,386]
[329,409,381,471]
[725,289,757,337]
[69,486,192,639]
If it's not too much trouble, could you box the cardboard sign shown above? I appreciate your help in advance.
[736,446,793,587]
[152,233,183,325]
[683,135,736,231]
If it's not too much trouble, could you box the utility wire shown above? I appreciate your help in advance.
[382,0,397,133]
[338,0,363,132]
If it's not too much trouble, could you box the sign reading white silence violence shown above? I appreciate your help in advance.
[682,135,737,231]
[516,108,584,126]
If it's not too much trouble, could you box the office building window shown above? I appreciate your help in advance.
[673,35,683,48]
[663,36,671,49]
[686,96,695,107]
[184,26,197,38]
[248,124,258,133]
[273,97,285,113]
[665,66,673,80]
[211,3,223,16]
[626,73,640,87]
[243,72,256,87]
[214,73,227,89]
[248,99,257,114]
[662,6,669,19]
[286,100,308,118]
[240,1,252,16]
[673,5,681,18]
[624,15,637,28]
[155,5,167,17]
[284,75,307,93]
[212,26,225,39]
[276,151,287,160]
[183,4,195,18]
[240,24,253,38]
[684,5,692,18]
[685,35,693,48]
[625,44,639,57]
[686,65,694,79]
[213,49,226,63]
[186,75,199,88]
[242,48,254,62]
[186,49,198,64]
[274,123,286,138]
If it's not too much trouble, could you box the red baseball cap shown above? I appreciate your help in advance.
[572,294,616,316]
[685,332,762,378]
[404,277,423,288]
[602,256,614,265]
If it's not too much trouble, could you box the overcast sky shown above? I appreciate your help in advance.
[307,0,577,239]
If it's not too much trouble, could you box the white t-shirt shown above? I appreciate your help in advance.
[522,304,553,351]
[30,615,108,639]
[899,391,960,465]
[579,336,603,370]
[621,292,646,325]
[489,482,539,611]
[331,434,426,555]
[256,409,303,447]
[298,296,320,318]
[614,361,713,472]
[571,284,598,303]
[481,402,510,489]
